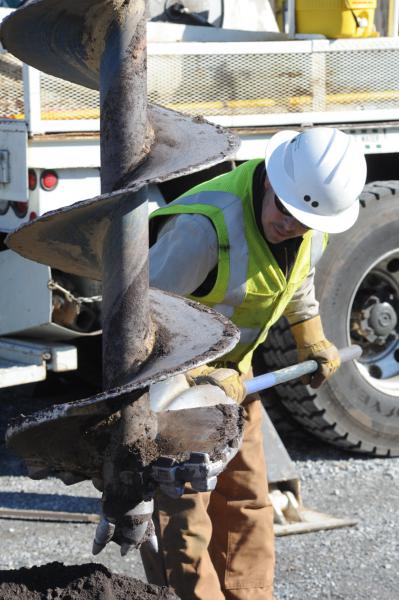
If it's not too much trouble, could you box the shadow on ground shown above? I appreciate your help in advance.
[0,490,99,513]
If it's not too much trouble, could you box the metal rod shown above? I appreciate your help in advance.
[388,0,399,37]
[100,0,152,194]
[244,345,362,396]
[96,1,157,533]
[22,64,42,136]
[102,191,155,389]
[0,507,99,524]
[99,0,155,390]
[286,0,296,37]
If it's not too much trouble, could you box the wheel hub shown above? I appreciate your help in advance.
[349,250,399,390]
[360,296,398,344]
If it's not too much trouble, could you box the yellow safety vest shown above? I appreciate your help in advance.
[151,160,327,373]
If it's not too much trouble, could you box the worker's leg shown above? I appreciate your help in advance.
[145,394,274,600]
[208,396,275,600]
[152,486,225,600]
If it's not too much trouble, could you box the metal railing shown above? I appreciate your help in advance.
[1,36,399,134]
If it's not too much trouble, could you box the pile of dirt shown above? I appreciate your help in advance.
[0,562,180,599]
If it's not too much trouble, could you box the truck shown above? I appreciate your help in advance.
[0,0,398,460]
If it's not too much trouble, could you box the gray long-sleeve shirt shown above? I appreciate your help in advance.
[149,213,319,325]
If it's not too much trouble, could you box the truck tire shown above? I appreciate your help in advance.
[258,181,399,456]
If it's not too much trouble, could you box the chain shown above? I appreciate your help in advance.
[48,280,102,305]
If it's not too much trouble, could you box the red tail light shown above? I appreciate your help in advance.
[12,201,28,218]
[28,169,37,191]
[40,170,58,191]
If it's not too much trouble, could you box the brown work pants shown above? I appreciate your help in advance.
[147,397,275,600]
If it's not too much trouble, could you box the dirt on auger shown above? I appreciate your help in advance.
[0,562,180,599]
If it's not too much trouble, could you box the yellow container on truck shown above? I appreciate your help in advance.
[295,0,378,38]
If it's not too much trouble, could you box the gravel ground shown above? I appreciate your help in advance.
[273,436,399,600]
[0,387,398,599]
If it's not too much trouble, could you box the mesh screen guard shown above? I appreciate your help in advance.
[1,38,397,125]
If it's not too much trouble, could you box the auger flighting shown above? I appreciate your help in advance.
[1,0,243,555]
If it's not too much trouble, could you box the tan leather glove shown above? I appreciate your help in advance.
[186,366,246,404]
[291,315,341,389]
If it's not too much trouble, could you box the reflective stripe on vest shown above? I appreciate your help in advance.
[163,191,249,309]
[310,230,325,270]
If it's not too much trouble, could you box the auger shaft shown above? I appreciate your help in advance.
[100,0,152,195]
[99,0,155,390]
[95,1,158,532]
[102,192,155,389]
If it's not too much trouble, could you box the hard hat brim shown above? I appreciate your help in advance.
[281,192,360,233]
[265,130,360,234]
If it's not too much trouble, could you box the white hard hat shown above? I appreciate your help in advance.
[265,127,367,233]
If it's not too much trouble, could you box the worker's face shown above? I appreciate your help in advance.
[261,178,309,243]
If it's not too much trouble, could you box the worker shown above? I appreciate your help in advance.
[141,127,367,600]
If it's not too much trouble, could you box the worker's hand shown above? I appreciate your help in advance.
[149,367,246,410]
[92,500,155,557]
[291,315,341,389]
[186,365,246,404]
[149,374,243,497]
